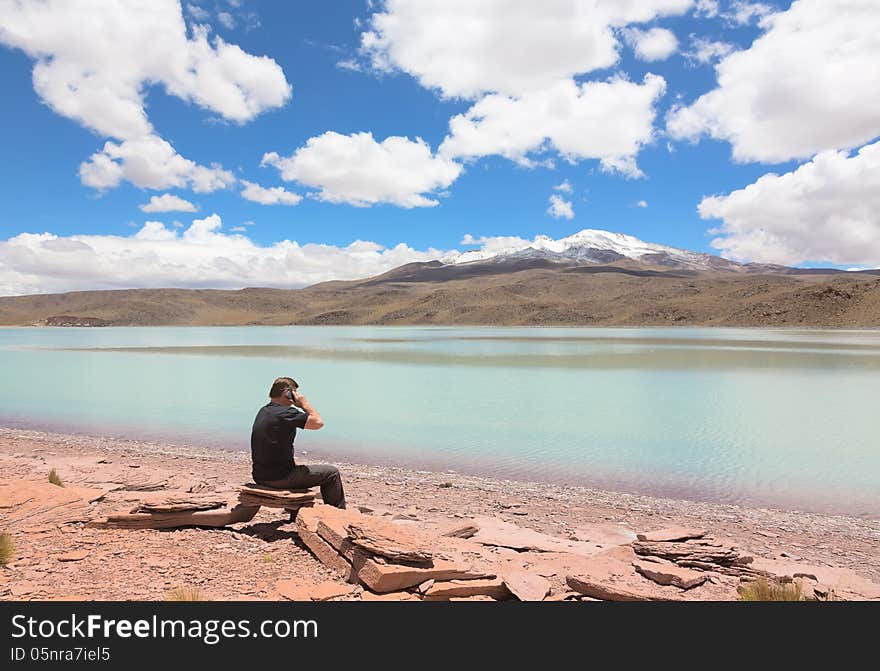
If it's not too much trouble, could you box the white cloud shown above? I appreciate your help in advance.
[684,36,734,65]
[693,0,720,18]
[0,0,290,190]
[139,194,198,213]
[0,215,450,296]
[668,0,880,163]
[360,0,693,99]
[230,226,247,232]
[553,180,573,194]
[79,135,235,193]
[621,27,679,62]
[547,194,575,220]
[217,11,235,29]
[725,1,774,25]
[636,200,648,208]
[440,74,666,177]
[240,180,303,206]
[262,132,463,208]
[699,140,880,266]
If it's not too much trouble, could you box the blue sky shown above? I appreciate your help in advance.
[1,0,878,294]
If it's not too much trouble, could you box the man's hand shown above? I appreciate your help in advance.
[293,391,324,430]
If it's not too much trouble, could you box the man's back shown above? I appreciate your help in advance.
[250,401,309,482]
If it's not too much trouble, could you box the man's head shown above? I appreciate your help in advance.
[269,376,298,405]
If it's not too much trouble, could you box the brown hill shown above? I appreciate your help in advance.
[2,260,880,327]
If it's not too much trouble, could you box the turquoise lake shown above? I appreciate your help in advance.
[1,326,878,516]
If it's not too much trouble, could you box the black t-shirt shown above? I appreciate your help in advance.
[250,402,309,482]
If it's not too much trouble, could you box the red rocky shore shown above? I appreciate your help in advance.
[1,427,878,601]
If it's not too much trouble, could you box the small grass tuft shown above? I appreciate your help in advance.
[738,578,804,601]
[48,468,63,487]
[165,586,208,601]
[0,532,14,566]
[261,554,274,563]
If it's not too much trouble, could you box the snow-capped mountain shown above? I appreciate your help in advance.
[440,229,746,272]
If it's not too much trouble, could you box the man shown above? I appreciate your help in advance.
[250,376,346,509]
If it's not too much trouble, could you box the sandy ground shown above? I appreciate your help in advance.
[1,426,878,600]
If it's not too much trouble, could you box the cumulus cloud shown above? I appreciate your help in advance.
[547,194,575,220]
[725,1,774,25]
[684,36,734,65]
[0,0,290,189]
[553,180,573,193]
[359,0,692,98]
[439,74,666,177]
[240,180,303,206]
[139,194,198,213]
[262,132,462,207]
[621,27,679,62]
[699,140,880,266]
[0,214,450,296]
[667,0,880,163]
[79,135,235,192]
[693,0,720,17]
[636,200,648,208]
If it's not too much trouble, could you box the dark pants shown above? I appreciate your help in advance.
[259,463,346,509]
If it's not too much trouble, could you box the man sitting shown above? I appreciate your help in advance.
[250,376,346,509]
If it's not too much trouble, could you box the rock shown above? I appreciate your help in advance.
[572,523,637,546]
[130,497,227,514]
[57,550,89,562]
[423,578,511,601]
[87,503,260,529]
[441,523,479,539]
[565,547,686,601]
[632,558,708,590]
[351,549,495,594]
[347,523,434,563]
[636,527,707,543]
[633,537,751,568]
[416,580,435,595]
[295,513,353,580]
[470,517,603,557]
[360,590,420,601]
[502,570,552,601]
[276,579,354,601]
[238,484,317,508]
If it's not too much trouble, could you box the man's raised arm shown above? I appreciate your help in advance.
[293,391,324,430]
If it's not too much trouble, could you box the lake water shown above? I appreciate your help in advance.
[1,326,878,516]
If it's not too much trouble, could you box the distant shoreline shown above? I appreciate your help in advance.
[2,264,879,328]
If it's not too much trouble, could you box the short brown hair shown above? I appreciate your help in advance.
[269,376,298,398]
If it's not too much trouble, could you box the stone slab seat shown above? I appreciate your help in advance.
[238,483,319,520]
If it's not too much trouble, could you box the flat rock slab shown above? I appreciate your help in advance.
[0,480,108,524]
[352,550,495,594]
[632,558,708,590]
[360,591,421,601]
[295,514,353,580]
[347,523,434,563]
[56,550,90,562]
[633,537,751,568]
[423,578,511,601]
[239,484,317,508]
[565,546,687,601]
[572,523,638,546]
[470,516,604,557]
[87,503,261,529]
[501,570,552,601]
[637,527,707,543]
[276,579,354,602]
[440,523,479,539]
[130,497,227,514]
